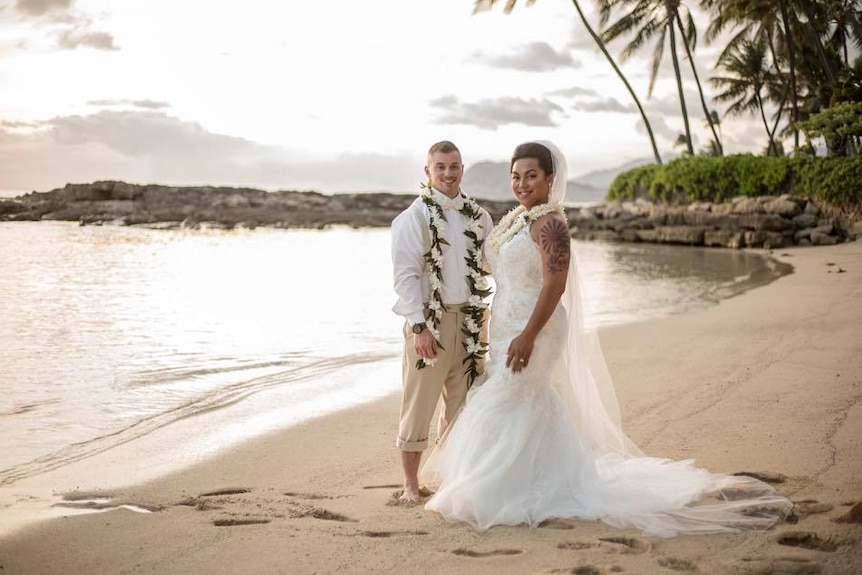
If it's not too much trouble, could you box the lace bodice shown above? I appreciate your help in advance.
[486,227,566,378]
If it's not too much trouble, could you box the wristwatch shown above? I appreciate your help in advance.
[411,322,427,334]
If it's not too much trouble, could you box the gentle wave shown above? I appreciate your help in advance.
[0,352,395,486]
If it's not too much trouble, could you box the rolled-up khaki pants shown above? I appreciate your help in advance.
[395,304,487,451]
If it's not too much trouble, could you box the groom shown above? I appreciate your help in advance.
[390,140,493,503]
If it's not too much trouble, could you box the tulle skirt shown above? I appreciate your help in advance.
[422,369,793,537]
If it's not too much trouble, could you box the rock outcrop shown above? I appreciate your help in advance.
[0,181,518,229]
[569,195,859,249]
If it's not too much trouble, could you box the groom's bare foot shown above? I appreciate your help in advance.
[398,485,422,503]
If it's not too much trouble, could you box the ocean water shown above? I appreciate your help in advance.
[0,221,780,501]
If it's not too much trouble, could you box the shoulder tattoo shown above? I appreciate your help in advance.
[539,217,570,274]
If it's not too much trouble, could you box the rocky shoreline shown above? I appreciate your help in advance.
[571,195,862,249]
[1,181,859,249]
[0,181,519,230]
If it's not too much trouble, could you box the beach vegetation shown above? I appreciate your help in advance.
[608,154,862,205]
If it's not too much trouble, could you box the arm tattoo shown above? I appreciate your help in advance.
[539,218,571,274]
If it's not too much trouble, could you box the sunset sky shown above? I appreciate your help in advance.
[0,0,768,194]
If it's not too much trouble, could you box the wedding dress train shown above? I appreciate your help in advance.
[422,226,792,537]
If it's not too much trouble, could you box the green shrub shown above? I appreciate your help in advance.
[607,154,860,205]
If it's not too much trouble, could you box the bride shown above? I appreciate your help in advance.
[421,141,793,537]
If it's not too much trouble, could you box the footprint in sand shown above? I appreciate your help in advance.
[732,471,787,484]
[539,518,576,530]
[550,567,605,575]
[557,541,598,551]
[776,531,838,552]
[833,501,862,524]
[213,518,270,527]
[793,500,834,517]
[737,556,821,575]
[361,530,430,538]
[284,491,346,500]
[597,536,651,554]
[199,488,251,496]
[177,488,252,510]
[452,548,524,558]
[657,556,700,572]
[290,506,357,523]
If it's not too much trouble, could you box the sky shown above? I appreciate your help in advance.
[0,0,771,194]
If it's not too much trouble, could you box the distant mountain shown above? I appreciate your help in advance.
[463,161,607,205]
[464,154,678,205]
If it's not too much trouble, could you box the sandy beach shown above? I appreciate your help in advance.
[2,242,860,575]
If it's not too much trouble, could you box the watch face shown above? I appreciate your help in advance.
[412,323,425,334]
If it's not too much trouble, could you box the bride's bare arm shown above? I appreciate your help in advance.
[506,212,570,371]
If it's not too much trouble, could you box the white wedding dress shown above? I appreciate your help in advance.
[422,225,793,537]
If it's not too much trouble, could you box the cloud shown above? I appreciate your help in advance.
[472,41,580,72]
[550,86,599,98]
[14,0,73,17]
[9,0,118,51]
[88,99,170,110]
[571,97,635,113]
[635,115,678,141]
[430,95,563,130]
[57,28,118,50]
[0,110,422,193]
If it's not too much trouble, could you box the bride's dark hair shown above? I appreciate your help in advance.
[510,142,554,176]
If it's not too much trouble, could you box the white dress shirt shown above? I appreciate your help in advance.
[391,188,493,325]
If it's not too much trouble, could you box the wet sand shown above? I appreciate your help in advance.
[1,242,860,575]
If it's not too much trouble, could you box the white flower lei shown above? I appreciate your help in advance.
[487,202,566,254]
[418,182,492,388]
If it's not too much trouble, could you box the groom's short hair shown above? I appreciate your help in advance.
[428,140,460,157]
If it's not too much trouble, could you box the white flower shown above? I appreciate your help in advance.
[418,184,492,387]
[422,357,438,367]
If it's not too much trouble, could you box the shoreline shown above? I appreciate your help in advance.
[2,242,861,574]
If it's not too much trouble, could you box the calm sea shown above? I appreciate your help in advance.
[0,221,781,518]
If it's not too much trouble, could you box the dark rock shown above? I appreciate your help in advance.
[704,230,745,249]
[655,226,706,245]
[810,231,839,246]
[792,213,819,229]
[804,201,821,216]
[764,198,801,217]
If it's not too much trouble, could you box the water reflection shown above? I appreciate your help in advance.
[0,222,781,485]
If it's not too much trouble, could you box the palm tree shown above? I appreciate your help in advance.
[823,0,862,67]
[710,39,781,155]
[596,0,695,155]
[675,11,723,154]
[777,0,800,149]
[700,0,799,149]
[473,0,663,164]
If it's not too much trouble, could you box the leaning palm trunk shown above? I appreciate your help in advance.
[777,0,799,150]
[475,0,663,165]
[756,91,779,155]
[666,1,694,155]
[571,0,663,163]
[676,13,722,155]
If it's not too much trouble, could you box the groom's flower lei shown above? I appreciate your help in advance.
[418,181,492,388]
